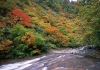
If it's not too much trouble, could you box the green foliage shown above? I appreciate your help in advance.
[34,25,44,33]
[19,0,30,5]
[16,44,28,52]
[41,43,50,52]
[9,44,28,58]
[6,0,14,4]
[9,24,28,47]
[58,26,68,35]
[9,24,27,39]
[35,33,45,47]
[68,37,78,48]
[34,33,50,52]
[74,0,100,49]
[93,45,100,50]
[35,34,45,46]
[0,1,12,16]
[37,0,71,12]
[47,43,56,49]
[28,11,36,17]
[0,29,4,41]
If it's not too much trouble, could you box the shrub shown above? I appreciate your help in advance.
[58,26,68,35]
[9,44,28,58]
[9,24,28,46]
[21,32,35,46]
[45,25,70,46]
[35,33,45,46]
[11,9,31,27]
[47,43,56,49]
[34,25,44,33]
[35,33,48,52]
[0,39,12,51]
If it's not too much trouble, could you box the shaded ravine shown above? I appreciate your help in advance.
[0,46,100,70]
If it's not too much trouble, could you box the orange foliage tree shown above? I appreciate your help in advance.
[45,24,58,34]
[0,39,12,51]
[45,24,70,46]
[21,32,35,46]
[21,32,40,54]
[52,32,70,46]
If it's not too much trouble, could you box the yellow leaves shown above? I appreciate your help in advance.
[6,40,13,46]
[21,32,43,55]
[21,36,27,42]
[32,8,36,11]
[27,38,34,45]
[45,26,58,34]
[46,23,51,28]
[55,32,70,45]
[0,39,12,51]
[45,23,58,33]
[24,8,29,13]
[24,7,35,13]
[1,40,12,47]
[25,32,30,36]
[32,17,39,23]
[37,19,47,28]
[21,32,35,45]
[32,16,48,28]
[0,45,4,50]
[33,49,40,54]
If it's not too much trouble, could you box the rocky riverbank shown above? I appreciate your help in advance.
[50,46,100,59]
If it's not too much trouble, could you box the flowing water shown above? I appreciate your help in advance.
[0,46,100,70]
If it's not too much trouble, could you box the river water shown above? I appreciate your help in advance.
[0,46,100,70]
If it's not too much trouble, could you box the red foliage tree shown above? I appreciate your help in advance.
[11,9,31,27]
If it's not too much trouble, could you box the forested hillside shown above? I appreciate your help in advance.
[0,0,100,58]
[73,0,100,49]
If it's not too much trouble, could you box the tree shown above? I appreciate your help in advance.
[11,9,32,27]
[74,0,100,49]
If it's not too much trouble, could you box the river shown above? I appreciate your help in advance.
[0,46,100,70]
